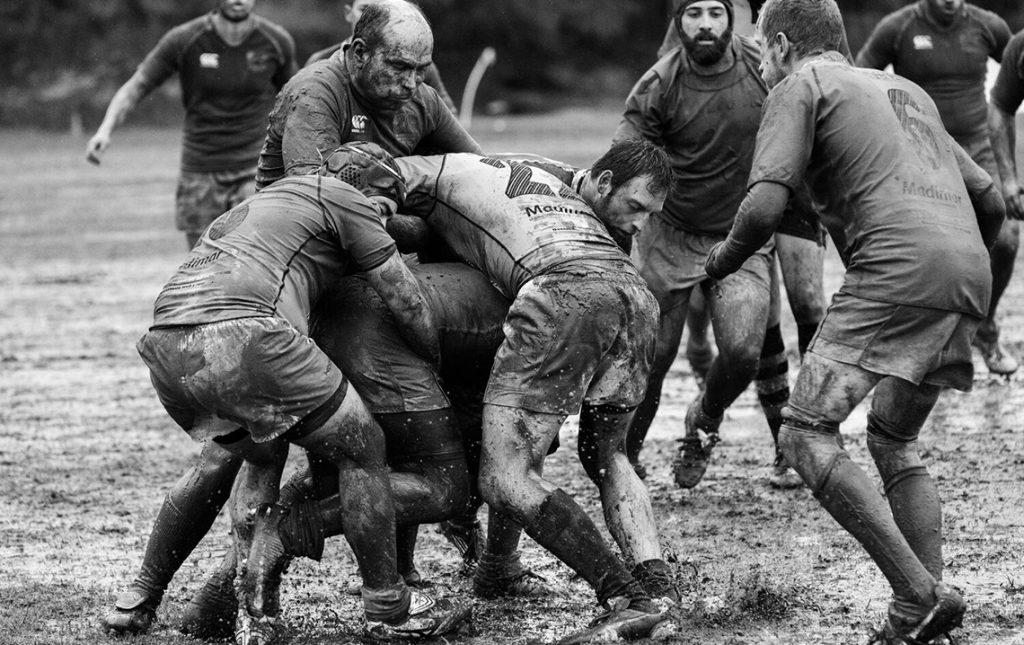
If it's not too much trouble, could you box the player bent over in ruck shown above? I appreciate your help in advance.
[131,143,471,643]
[705,1,1005,643]
[385,140,678,643]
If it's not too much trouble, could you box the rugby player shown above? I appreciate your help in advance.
[706,1,1005,641]
[126,144,473,642]
[86,0,297,249]
[384,139,677,643]
[857,0,1018,376]
[255,0,480,191]
[305,0,458,113]
[616,0,823,490]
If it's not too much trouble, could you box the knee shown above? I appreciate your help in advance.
[778,415,844,493]
[865,411,924,485]
[993,221,1020,259]
[720,342,761,375]
[478,468,513,515]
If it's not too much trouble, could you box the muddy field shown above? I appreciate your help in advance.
[1,109,1023,645]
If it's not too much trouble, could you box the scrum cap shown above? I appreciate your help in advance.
[319,141,407,206]
[676,0,734,28]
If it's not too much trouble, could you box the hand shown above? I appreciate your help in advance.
[1003,180,1024,221]
[85,132,109,166]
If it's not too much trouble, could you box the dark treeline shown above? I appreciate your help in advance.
[2,0,1023,128]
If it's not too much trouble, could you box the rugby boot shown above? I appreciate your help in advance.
[473,551,551,599]
[235,610,279,645]
[867,583,966,645]
[100,588,158,635]
[364,590,472,640]
[346,568,430,596]
[180,551,238,640]
[437,515,484,573]
[671,396,722,489]
[768,452,804,490]
[555,595,666,644]
[631,559,680,609]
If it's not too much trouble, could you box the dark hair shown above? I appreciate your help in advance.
[592,139,673,196]
[353,1,430,53]
[758,0,845,58]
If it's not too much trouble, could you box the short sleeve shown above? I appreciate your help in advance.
[613,67,667,145]
[991,32,1024,114]
[322,179,397,271]
[135,24,190,93]
[985,12,1012,63]
[855,14,900,70]
[280,79,346,178]
[748,73,817,191]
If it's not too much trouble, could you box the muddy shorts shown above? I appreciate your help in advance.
[809,291,980,391]
[137,317,345,443]
[175,167,256,234]
[636,215,774,314]
[485,272,658,415]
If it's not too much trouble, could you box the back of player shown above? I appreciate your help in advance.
[758,58,991,320]
[395,153,633,298]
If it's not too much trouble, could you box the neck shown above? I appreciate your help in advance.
[922,2,958,27]
[213,11,255,46]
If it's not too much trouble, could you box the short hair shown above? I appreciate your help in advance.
[353,1,429,53]
[759,0,845,58]
[592,139,673,196]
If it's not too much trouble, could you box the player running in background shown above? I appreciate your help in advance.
[617,0,818,491]
[707,0,1004,641]
[857,0,1018,376]
[255,0,479,191]
[86,0,297,249]
[386,140,677,643]
[305,0,458,113]
[987,26,1024,287]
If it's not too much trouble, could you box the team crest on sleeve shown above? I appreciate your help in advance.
[351,114,368,134]
[246,51,274,73]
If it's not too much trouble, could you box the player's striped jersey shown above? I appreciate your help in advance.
[152,175,396,333]
[396,153,635,299]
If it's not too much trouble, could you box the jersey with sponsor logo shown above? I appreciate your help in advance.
[856,0,1010,142]
[256,52,480,190]
[750,54,991,316]
[135,12,296,173]
[396,154,636,299]
[614,36,766,235]
[152,175,396,332]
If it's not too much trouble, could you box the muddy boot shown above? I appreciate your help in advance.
[671,395,722,489]
[100,588,158,635]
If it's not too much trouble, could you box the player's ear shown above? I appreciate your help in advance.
[775,32,793,61]
[596,169,614,197]
[351,38,368,64]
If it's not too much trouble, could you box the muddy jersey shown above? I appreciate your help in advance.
[856,1,1010,141]
[136,12,296,173]
[395,154,636,299]
[255,52,480,190]
[990,30,1024,114]
[152,175,396,332]
[614,36,765,235]
[750,53,991,317]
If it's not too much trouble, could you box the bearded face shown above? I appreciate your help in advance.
[681,25,734,66]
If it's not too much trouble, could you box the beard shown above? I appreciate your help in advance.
[218,5,252,23]
[681,27,733,66]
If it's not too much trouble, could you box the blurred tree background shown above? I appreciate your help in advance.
[1,0,1023,129]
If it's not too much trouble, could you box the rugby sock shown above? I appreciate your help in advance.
[782,425,935,609]
[135,454,241,600]
[755,323,789,447]
[525,489,637,605]
[796,322,819,357]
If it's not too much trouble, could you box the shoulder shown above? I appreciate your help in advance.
[253,15,296,48]
[630,52,681,98]
[874,4,919,39]
[965,5,1011,41]
[734,34,760,64]
[160,14,211,47]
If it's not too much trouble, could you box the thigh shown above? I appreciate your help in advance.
[636,216,708,314]
[869,378,941,439]
[787,350,882,425]
[707,248,772,354]
[776,234,825,301]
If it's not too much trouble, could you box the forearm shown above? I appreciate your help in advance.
[705,181,790,279]
[971,182,1007,249]
[367,255,440,365]
[988,104,1019,188]
[97,76,148,136]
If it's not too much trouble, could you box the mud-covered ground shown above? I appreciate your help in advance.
[1,111,1023,645]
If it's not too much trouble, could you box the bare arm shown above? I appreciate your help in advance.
[364,253,440,365]
[988,103,1024,220]
[952,141,1006,248]
[705,181,790,280]
[86,72,150,165]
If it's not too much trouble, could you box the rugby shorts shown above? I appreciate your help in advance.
[175,167,256,234]
[636,215,773,315]
[809,291,981,391]
[485,271,658,415]
[137,316,345,443]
